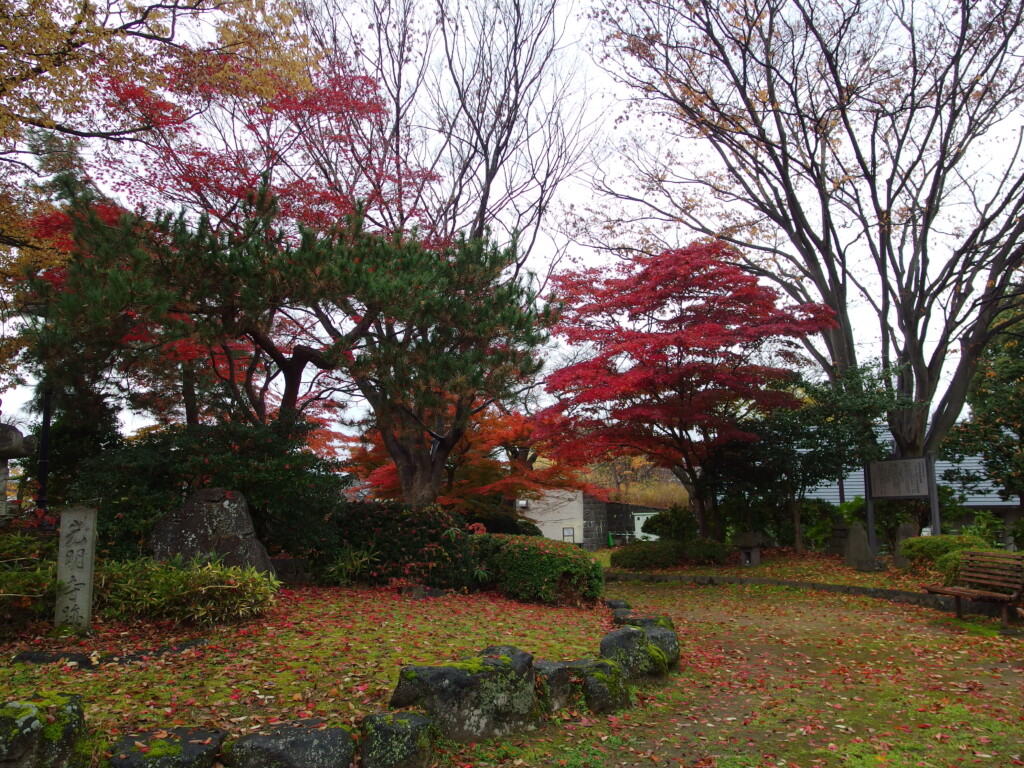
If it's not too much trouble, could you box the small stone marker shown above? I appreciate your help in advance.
[892,521,919,569]
[55,506,98,629]
[844,520,881,572]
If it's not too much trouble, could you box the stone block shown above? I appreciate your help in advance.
[222,719,354,768]
[389,645,539,741]
[110,727,227,768]
[0,693,86,768]
[599,626,669,681]
[360,713,434,768]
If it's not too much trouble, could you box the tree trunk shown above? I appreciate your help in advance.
[791,498,804,554]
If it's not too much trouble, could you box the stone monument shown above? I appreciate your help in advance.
[151,488,275,574]
[55,506,98,629]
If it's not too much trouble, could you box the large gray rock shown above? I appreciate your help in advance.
[619,614,675,631]
[644,626,681,668]
[109,728,227,768]
[389,645,539,741]
[534,661,573,713]
[360,713,434,768]
[562,660,632,714]
[599,626,669,681]
[222,719,354,768]
[844,521,881,572]
[0,693,86,768]
[151,489,274,574]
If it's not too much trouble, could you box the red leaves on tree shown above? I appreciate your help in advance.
[543,241,835,512]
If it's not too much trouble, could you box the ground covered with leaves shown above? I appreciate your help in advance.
[3,564,1022,767]
[601,549,936,591]
[451,582,1024,768]
[1,587,610,762]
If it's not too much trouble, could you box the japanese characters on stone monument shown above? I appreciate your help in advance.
[55,506,98,629]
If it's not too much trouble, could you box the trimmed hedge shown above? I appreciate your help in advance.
[682,537,731,565]
[609,540,686,570]
[94,557,279,625]
[899,534,988,565]
[484,534,603,605]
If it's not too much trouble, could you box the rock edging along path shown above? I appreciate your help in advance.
[1,599,682,768]
[604,570,1010,621]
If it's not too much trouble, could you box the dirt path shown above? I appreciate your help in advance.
[585,582,1024,768]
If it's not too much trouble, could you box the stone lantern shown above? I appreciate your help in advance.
[0,420,36,526]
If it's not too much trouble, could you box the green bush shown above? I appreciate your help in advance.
[94,557,279,625]
[641,505,699,542]
[682,537,731,565]
[899,534,989,564]
[801,499,841,551]
[1012,518,1024,550]
[485,534,603,605]
[74,418,347,560]
[932,547,1007,586]
[957,510,1004,547]
[328,501,476,589]
[316,544,380,586]
[0,532,58,634]
[609,540,687,570]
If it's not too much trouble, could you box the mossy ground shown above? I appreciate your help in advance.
[0,586,607,762]
[439,582,1024,767]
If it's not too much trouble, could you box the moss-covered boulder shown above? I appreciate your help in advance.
[599,626,669,681]
[221,719,354,768]
[0,693,86,768]
[644,626,681,668]
[389,645,540,741]
[109,727,227,768]
[562,659,632,714]
[534,661,573,713]
[360,712,434,768]
[619,614,675,631]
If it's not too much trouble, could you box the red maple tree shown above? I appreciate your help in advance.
[543,241,835,537]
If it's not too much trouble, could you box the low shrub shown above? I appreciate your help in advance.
[316,545,380,586]
[640,505,699,542]
[899,534,988,565]
[94,557,279,625]
[485,534,603,605]
[328,502,477,589]
[609,540,686,570]
[682,537,731,565]
[932,547,1006,586]
[0,532,58,634]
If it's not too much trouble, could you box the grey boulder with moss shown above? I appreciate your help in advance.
[0,693,86,768]
[109,727,227,768]
[534,661,573,713]
[222,719,354,768]
[562,659,632,714]
[643,626,681,668]
[599,626,669,681]
[360,712,434,768]
[389,645,539,741]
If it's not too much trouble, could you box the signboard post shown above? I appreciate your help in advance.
[864,455,941,554]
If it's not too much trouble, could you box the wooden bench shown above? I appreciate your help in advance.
[924,550,1024,627]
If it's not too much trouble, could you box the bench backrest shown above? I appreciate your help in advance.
[959,551,1024,597]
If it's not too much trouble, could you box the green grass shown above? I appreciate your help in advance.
[4,557,1022,767]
